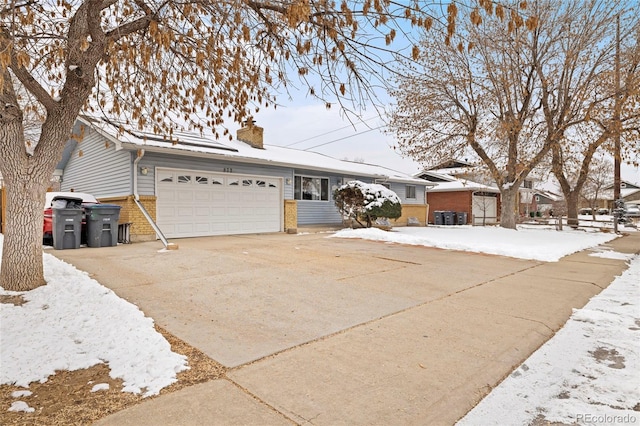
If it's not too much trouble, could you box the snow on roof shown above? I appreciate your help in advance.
[79,116,428,185]
[427,179,500,193]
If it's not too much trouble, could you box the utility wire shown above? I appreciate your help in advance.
[303,125,385,150]
[284,116,380,147]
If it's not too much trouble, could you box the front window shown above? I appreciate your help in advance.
[294,176,329,201]
[406,185,416,199]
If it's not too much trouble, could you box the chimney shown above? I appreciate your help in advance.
[236,119,264,149]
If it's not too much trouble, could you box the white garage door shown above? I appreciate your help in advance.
[156,168,282,238]
[472,194,498,225]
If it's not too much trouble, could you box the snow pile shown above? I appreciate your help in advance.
[458,255,640,425]
[0,234,189,397]
[330,226,619,262]
[339,180,400,211]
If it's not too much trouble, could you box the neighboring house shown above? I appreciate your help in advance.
[417,170,500,225]
[58,117,431,241]
[520,190,562,216]
[600,180,640,208]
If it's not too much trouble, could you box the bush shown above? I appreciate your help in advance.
[334,180,402,227]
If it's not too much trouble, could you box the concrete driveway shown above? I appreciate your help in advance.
[49,230,639,425]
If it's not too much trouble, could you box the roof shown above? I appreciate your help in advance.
[426,179,500,193]
[78,116,430,186]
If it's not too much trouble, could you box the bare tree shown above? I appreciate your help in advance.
[388,0,640,230]
[388,0,550,229]
[1,0,467,291]
[581,156,614,220]
[533,1,640,227]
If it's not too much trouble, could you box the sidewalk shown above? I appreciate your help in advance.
[87,232,639,425]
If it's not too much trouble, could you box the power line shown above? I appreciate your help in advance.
[303,125,385,150]
[284,116,380,147]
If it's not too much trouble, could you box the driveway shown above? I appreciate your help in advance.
[49,231,637,424]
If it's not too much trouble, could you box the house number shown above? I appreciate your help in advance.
[223,167,233,173]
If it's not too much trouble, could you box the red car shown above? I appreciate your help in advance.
[43,192,98,245]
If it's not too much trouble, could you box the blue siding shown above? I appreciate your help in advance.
[61,126,132,197]
[60,124,426,227]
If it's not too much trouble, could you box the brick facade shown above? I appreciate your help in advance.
[284,200,298,233]
[394,204,429,226]
[426,192,473,224]
[97,195,157,242]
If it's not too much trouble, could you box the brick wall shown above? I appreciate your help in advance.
[97,195,157,242]
[284,200,297,232]
[394,204,429,226]
[426,191,472,223]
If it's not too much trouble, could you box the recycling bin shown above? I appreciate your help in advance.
[52,197,83,250]
[442,211,455,225]
[434,211,444,225]
[457,212,468,225]
[85,204,121,248]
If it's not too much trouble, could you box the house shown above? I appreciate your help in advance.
[57,117,431,242]
[519,190,562,216]
[604,180,640,206]
[416,163,501,225]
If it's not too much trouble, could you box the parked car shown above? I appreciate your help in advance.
[596,208,610,215]
[625,203,640,218]
[43,192,98,245]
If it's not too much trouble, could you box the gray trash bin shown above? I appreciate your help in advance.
[434,211,444,225]
[443,211,455,225]
[85,204,121,248]
[457,212,468,225]
[52,197,83,250]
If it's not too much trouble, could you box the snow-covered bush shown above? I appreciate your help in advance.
[334,180,402,228]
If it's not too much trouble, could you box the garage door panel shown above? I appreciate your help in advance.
[157,169,282,238]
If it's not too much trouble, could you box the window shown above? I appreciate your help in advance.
[405,185,416,199]
[256,180,266,187]
[523,180,533,189]
[211,177,223,185]
[228,178,239,186]
[294,176,329,201]
[242,179,253,187]
[178,175,191,184]
[195,176,208,184]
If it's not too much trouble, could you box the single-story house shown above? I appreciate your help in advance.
[57,116,431,241]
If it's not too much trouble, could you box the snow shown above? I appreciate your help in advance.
[331,225,619,262]
[0,224,637,419]
[90,383,110,393]
[0,234,189,399]
[338,180,401,212]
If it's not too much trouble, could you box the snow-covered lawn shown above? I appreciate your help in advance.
[330,225,620,262]
[0,225,637,421]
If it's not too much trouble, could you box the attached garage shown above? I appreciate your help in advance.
[156,168,282,238]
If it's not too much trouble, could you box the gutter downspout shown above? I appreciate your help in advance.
[131,149,175,249]
[133,149,144,201]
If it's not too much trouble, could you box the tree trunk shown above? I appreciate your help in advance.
[0,181,48,291]
[500,188,519,229]
[0,112,67,291]
[566,192,580,228]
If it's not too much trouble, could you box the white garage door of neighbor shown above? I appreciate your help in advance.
[156,168,282,238]
[472,195,498,225]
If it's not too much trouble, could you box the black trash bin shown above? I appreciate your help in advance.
[52,197,83,250]
[443,211,455,225]
[434,211,444,225]
[85,204,121,248]
[457,212,468,225]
